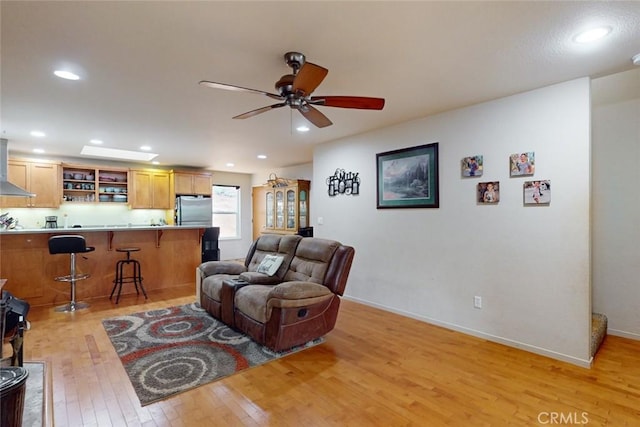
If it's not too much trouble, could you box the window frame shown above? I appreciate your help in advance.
[211,184,241,240]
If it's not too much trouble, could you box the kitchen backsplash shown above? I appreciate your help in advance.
[1,205,173,229]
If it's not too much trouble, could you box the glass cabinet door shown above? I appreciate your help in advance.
[286,189,296,230]
[265,191,274,228]
[275,190,284,229]
[299,190,307,228]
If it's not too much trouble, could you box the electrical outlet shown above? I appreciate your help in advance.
[474,296,482,309]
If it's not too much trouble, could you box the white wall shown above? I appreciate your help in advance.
[252,164,313,187]
[592,69,640,339]
[313,78,592,366]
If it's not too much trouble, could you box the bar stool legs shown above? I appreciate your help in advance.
[55,253,91,312]
[110,248,148,304]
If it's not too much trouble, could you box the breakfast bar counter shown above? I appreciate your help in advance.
[0,226,205,307]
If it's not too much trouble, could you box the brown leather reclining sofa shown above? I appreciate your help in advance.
[198,234,355,351]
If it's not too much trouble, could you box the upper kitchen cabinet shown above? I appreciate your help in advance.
[61,165,129,204]
[173,171,212,196]
[1,160,60,208]
[130,169,171,209]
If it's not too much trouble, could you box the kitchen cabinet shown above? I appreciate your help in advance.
[97,169,129,203]
[131,169,171,209]
[0,160,60,208]
[173,171,212,196]
[257,179,310,236]
[62,165,128,204]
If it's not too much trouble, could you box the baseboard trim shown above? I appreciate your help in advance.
[607,328,640,341]
[343,295,592,368]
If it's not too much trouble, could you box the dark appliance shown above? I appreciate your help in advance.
[175,196,212,227]
[44,216,58,229]
[298,226,314,237]
[202,227,220,263]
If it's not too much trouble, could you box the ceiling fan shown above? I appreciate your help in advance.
[199,52,385,128]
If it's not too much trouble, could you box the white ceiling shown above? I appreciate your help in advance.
[2,1,639,174]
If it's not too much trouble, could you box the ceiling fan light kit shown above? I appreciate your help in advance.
[200,52,385,128]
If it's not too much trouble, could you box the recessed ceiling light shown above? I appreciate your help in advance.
[30,130,46,137]
[140,145,152,151]
[257,154,267,159]
[33,148,45,154]
[226,163,235,167]
[573,26,611,43]
[296,125,310,132]
[89,139,103,145]
[632,53,640,66]
[81,145,158,161]
[54,70,80,80]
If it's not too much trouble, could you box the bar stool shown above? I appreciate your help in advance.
[110,247,147,304]
[48,235,95,312]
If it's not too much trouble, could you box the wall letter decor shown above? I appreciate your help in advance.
[326,169,360,196]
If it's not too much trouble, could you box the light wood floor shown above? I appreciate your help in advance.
[23,285,640,426]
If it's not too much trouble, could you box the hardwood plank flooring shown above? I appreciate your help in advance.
[23,286,640,426]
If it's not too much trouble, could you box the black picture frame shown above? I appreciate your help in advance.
[376,142,439,209]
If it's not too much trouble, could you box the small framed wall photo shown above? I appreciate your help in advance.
[376,142,439,208]
[510,152,535,176]
[478,181,499,204]
[461,155,483,177]
[524,180,551,204]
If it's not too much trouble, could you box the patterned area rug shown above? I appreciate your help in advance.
[102,303,322,406]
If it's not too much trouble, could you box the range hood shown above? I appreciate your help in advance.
[0,138,36,197]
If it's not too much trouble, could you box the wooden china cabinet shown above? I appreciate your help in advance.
[253,178,310,239]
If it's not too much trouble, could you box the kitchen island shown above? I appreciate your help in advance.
[0,226,207,307]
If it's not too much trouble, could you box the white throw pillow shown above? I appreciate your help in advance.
[256,254,284,276]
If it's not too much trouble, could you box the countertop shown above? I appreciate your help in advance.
[0,225,209,234]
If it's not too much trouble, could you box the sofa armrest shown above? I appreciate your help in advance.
[268,281,333,300]
[199,261,247,277]
[266,281,335,319]
[239,271,283,285]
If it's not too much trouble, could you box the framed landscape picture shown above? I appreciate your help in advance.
[524,180,551,204]
[376,142,439,208]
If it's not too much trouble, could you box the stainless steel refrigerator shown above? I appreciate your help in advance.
[175,196,212,226]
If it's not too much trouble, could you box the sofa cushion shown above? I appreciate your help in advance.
[202,274,239,301]
[235,285,274,323]
[238,271,282,285]
[247,234,301,279]
[284,238,340,284]
[235,282,334,324]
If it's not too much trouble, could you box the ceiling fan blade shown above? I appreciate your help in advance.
[299,105,333,128]
[292,62,328,96]
[199,80,282,100]
[310,96,385,110]
[233,103,287,119]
